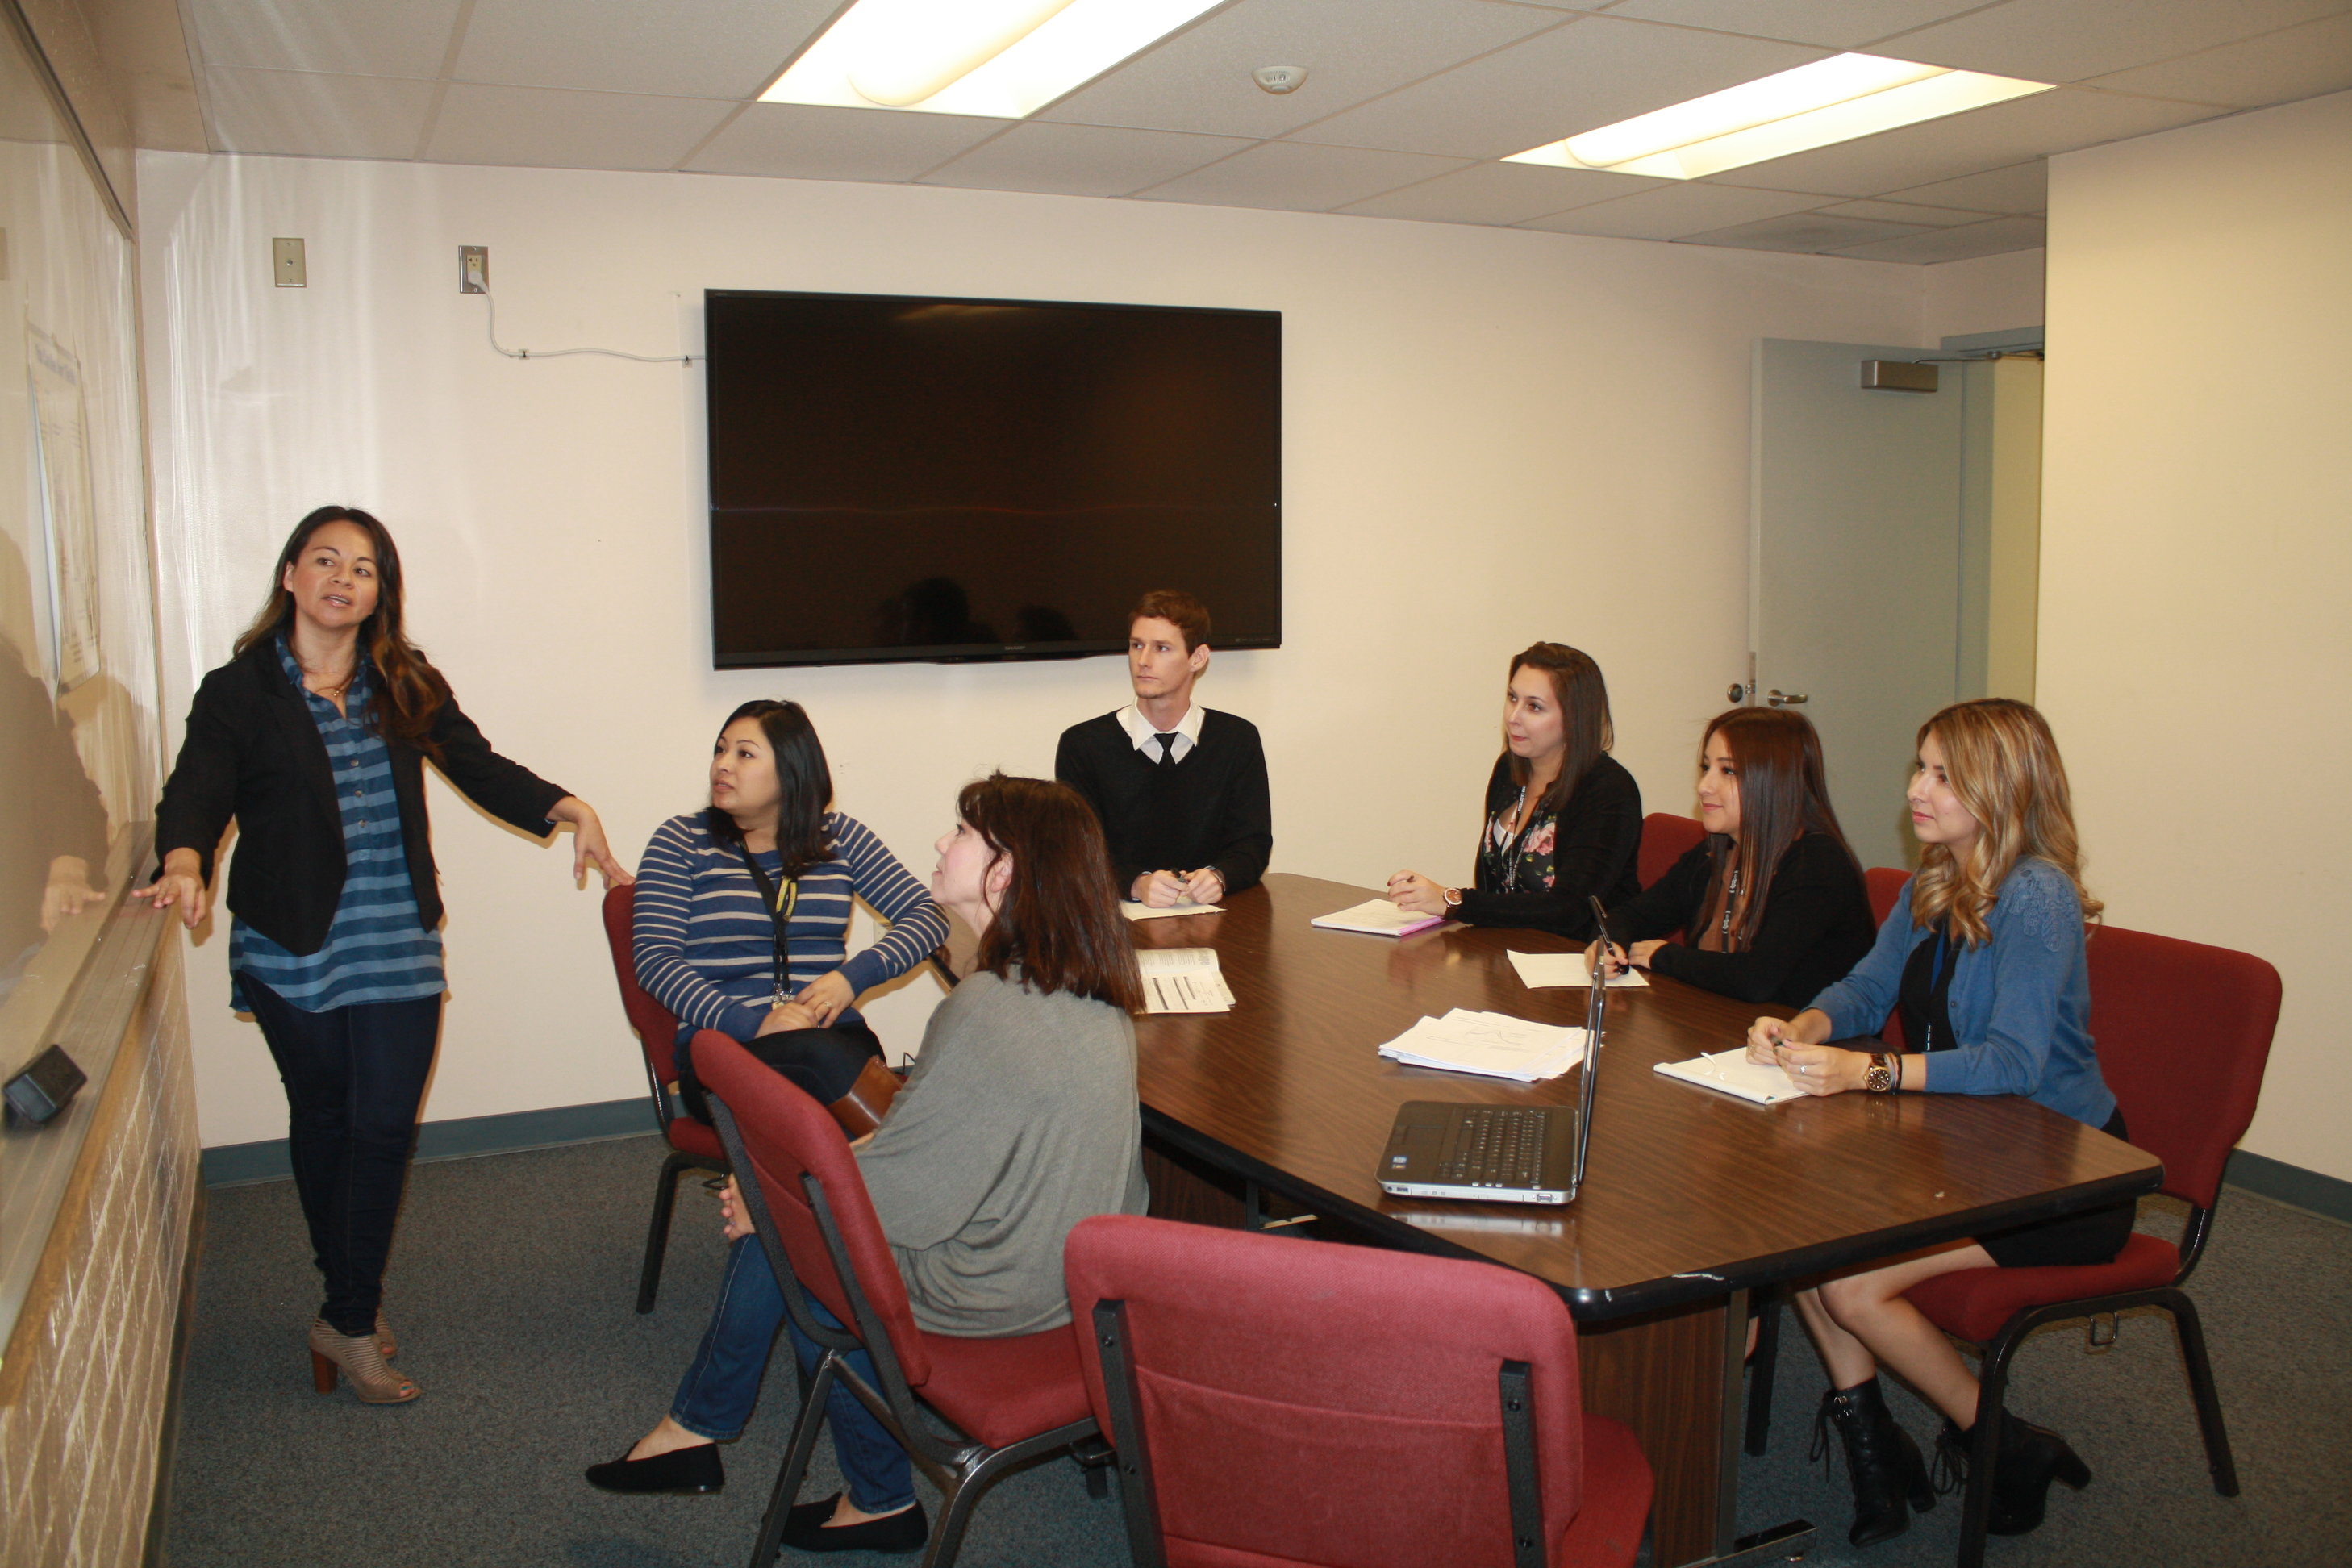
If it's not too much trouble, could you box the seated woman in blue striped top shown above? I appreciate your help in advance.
[632,699,947,1120]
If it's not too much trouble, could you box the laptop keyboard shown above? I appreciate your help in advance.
[1437,1107,1550,1188]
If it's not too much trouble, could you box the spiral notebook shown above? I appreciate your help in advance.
[1653,1048,1807,1105]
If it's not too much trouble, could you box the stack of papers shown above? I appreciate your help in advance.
[1507,950,1649,990]
[1137,948,1236,1014]
[1653,1048,1807,1105]
[1121,899,1224,921]
[1312,899,1445,938]
[1376,1008,1587,1082]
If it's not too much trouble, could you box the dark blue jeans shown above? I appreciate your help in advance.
[670,1236,915,1514]
[240,974,443,1337]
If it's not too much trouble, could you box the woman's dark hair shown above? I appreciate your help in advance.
[703,700,834,878]
[1695,707,1857,950]
[1504,642,1614,818]
[957,773,1143,1013]
[235,506,450,758]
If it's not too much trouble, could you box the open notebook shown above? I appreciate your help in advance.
[1653,1048,1808,1105]
[1312,899,1445,938]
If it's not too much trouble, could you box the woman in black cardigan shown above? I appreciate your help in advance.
[1390,643,1640,940]
[1592,706,1871,1007]
[149,506,627,1402]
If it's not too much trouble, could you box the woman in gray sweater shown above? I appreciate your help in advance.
[587,774,1146,1555]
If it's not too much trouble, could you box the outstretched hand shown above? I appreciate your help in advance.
[550,796,632,887]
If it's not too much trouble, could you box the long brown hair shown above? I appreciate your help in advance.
[1908,699,2100,945]
[1505,643,1614,819]
[957,774,1143,1013]
[234,506,450,760]
[1695,707,1856,950]
[703,700,834,878]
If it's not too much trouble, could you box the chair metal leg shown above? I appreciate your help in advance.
[2162,1290,2240,1496]
[637,1148,703,1314]
[750,1352,841,1568]
[1744,1291,1782,1457]
[1955,1337,2018,1568]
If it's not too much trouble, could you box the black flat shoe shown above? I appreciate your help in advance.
[779,1493,929,1554]
[585,1441,724,1495]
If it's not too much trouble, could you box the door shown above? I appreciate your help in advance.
[1751,339,1965,874]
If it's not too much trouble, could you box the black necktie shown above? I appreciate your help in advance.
[1153,732,1182,766]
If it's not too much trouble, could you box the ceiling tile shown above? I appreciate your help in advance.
[1605,1,1989,50]
[1335,160,1666,224]
[1519,181,1824,239]
[1679,210,1929,252]
[1879,0,2350,84]
[203,67,436,158]
[1832,214,2048,261]
[453,0,842,100]
[1037,0,1564,140]
[683,102,1004,181]
[1290,15,1827,159]
[2083,13,2352,108]
[1819,196,1998,223]
[1704,85,2227,197]
[185,0,463,79]
[1134,140,1473,212]
[425,84,736,171]
[920,123,1253,198]
[1883,159,2047,211]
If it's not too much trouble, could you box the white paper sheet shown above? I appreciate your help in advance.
[1653,1048,1808,1105]
[1506,950,1649,990]
[1375,1008,1587,1082]
[1137,947,1235,1013]
[1311,898,1445,937]
[1121,900,1224,921]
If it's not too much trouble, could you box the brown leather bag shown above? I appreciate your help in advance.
[827,1055,903,1139]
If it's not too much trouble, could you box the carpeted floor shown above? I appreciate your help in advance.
[161,1135,2350,1567]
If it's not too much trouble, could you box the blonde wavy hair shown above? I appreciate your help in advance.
[1908,698,2101,945]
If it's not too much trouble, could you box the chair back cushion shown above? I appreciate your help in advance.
[1863,866,1908,928]
[1637,813,1705,890]
[603,884,682,1082]
[694,1030,932,1387]
[2084,924,2280,1208]
[1065,1215,1585,1568]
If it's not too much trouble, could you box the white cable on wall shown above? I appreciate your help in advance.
[475,291,699,365]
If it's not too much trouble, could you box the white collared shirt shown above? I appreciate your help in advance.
[1117,702,1203,765]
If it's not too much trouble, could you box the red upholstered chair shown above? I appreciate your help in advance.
[1864,865,1908,928]
[1900,925,2279,1568]
[1063,1214,1652,1568]
[1637,812,1706,890]
[600,883,729,1313]
[696,1030,1103,1568]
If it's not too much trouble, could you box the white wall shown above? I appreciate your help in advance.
[1924,247,2045,344]
[138,151,1933,1148]
[2039,90,2352,1181]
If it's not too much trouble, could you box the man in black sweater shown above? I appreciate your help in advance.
[1054,590,1272,907]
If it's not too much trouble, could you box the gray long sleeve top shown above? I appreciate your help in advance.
[856,970,1149,1337]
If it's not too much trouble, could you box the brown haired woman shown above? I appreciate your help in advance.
[1745,699,2119,1549]
[590,774,1147,1555]
[149,506,628,1403]
[1591,707,1874,1007]
[1389,642,1641,939]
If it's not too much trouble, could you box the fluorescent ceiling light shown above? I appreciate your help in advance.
[1506,53,2054,181]
[763,0,1223,120]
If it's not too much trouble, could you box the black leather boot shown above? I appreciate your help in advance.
[1813,1379,1937,1548]
[1936,1410,2093,1536]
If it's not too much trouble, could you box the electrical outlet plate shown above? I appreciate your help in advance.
[461,245,488,294]
[273,237,306,288]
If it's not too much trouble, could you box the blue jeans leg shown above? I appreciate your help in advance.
[784,1301,917,1515]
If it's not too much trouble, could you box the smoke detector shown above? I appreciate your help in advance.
[1252,65,1307,94]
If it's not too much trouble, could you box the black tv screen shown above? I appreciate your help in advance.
[705,289,1282,668]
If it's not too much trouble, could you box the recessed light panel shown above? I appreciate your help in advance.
[1508,53,2055,180]
[763,0,1224,120]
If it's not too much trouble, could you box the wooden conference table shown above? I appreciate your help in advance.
[1128,874,2161,1568]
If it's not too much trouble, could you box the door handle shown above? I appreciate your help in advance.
[1767,690,1808,707]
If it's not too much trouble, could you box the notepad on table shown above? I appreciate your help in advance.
[1137,947,1235,1014]
[1506,950,1649,990]
[1653,1048,1807,1105]
[1375,1008,1587,1083]
[1312,899,1445,938]
[1121,900,1224,921]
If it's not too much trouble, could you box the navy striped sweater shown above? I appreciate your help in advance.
[631,811,946,1056]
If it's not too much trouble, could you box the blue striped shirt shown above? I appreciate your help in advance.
[632,811,947,1060]
[228,643,444,1013]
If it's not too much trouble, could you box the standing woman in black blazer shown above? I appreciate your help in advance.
[1591,706,1875,1007]
[1389,643,1641,940]
[148,506,628,1403]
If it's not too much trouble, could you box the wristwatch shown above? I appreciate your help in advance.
[1442,886,1463,912]
[1864,1050,1895,1094]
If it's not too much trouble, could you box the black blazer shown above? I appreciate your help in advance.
[1454,753,1642,940]
[154,640,569,956]
[1608,831,1875,1008]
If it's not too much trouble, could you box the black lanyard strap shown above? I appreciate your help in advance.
[732,843,801,1007]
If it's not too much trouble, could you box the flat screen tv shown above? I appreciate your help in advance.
[704,289,1280,668]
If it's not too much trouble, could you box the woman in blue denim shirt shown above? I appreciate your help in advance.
[1745,699,2121,1549]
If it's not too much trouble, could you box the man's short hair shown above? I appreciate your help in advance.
[1128,590,1211,653]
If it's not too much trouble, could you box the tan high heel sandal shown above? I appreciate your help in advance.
[309,1318,419,1403]
[375,1310,396,1359]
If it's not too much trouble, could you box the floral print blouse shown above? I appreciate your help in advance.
[1480,791,1558,893]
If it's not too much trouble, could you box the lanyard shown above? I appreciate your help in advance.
[1921,927,1958,1053]
[732,844,801,1007]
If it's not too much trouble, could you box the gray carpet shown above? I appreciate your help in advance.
[161,1136,2350,1567]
